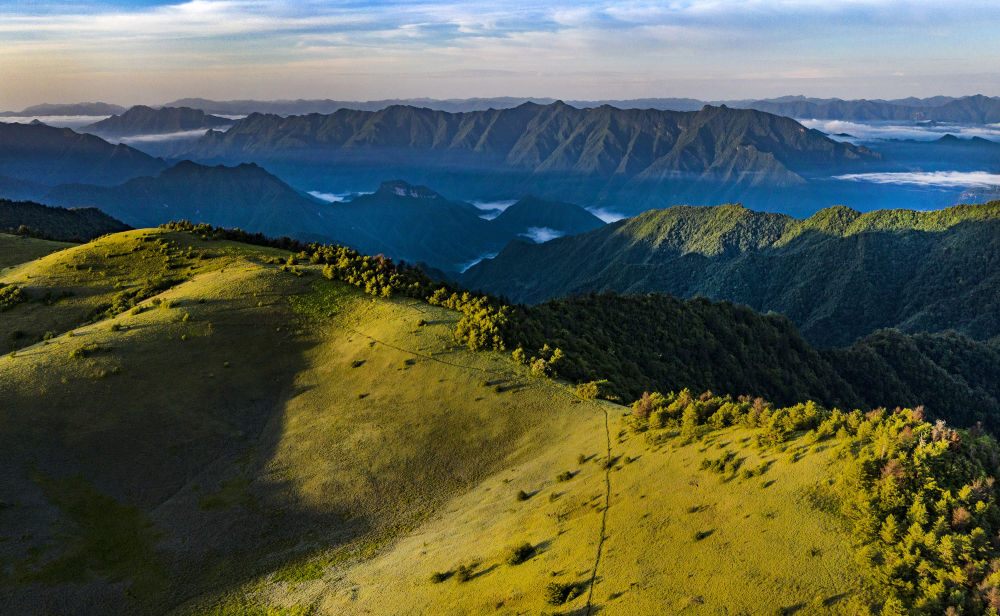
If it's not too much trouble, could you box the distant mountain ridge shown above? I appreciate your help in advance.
[461,200,1000,347]
[159,94,1000,123]
[28,159,604,271]
[0,121,166,186]
[82,105,232,138]
[179,102,876,213]
[0,199,129,242]
[0,102,125,117]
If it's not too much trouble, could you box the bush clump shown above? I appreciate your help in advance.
[544,581,579,605]
[506,543,535,566]
[0,283,28,312]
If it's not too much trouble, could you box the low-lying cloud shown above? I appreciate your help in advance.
[520,227,564,243]
[801,119,1000,143]
[587,206,626,223]
[471,199,517,220]
[308,190,373,202]
[834,171,1000,187]
[119,128,225,143]
[459,251,498,273]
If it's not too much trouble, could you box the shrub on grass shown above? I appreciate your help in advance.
[515,490,530,502]
[429,571,450,583]
[544,581,578,605]
[0,284,28,312]
[455,564,474,582]
[555,471,573,482]
[507,543,535,565]
[576,379,611,400]
[69,343,110,360]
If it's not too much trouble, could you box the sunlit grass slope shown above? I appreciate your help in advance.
[308,423,868,616]
[2,227,872,616]
[0,228,596,614]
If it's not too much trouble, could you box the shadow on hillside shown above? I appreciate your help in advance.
[0,281,420,614]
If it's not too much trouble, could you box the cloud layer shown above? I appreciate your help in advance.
[801,119,1000,142]
[1,0,999,107]
[834,171,1000,187]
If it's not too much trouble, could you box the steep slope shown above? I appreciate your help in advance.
[0,198,130,242]
[83,106,232,138]
[0,121,166,186]
[463,201,1000,347]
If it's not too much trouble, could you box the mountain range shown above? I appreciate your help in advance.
[157,94,1000,123]
[2,142,603,271]
[179,102,877,214]
[463,201,1000,348]
[0,102,126,117]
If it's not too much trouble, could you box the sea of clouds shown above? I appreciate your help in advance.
[801,119,1000,143]
[834,171,1000,188]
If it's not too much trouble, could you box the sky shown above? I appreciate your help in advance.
[1,0,999,109]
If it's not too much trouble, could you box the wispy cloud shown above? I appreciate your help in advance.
[1,1,999,107]
[520,226,564,243]
[834,171,1000,187]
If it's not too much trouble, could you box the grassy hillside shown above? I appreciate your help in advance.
[6,225,1000,615]
[463,201,1000,348]
[0,233,72,268]
[0,228,605,613]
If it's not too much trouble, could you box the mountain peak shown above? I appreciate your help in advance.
[375,180,441,200]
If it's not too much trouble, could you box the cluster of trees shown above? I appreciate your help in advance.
[631,389,1000,614]
[0,283,27,311]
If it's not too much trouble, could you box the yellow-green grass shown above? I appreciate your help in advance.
[1,227,873,615]
[0,233,73,268]
[0,228,599,614]
[303,423,869,615]
[0,229,259,352]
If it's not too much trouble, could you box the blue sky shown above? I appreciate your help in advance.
[1,0,998,108]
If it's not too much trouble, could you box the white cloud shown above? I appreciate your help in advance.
[520,226,564,243]
[834,171,1000,187]
[458,251,498,273]
[118,127,224,142]
[801,119,1000,142]
[2,0,999,106]
[308,189,373,202]
[587,206,627,223]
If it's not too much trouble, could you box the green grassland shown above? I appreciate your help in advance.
[0,232,73,268]
[0,228,606,613]
[3,226,983,615]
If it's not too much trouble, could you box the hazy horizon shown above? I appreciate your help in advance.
[1,0,998,110]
